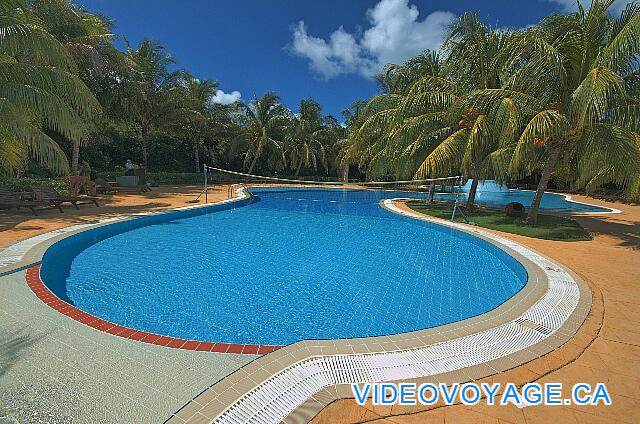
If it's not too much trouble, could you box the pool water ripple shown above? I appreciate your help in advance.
[42,188,533,346]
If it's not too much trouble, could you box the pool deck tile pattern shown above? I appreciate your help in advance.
[0,269,256,423]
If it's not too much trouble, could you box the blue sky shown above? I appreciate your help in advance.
[77,0,632,119]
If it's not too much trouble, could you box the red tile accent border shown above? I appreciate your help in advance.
[26,264,281,356]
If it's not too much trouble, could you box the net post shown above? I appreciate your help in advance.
[203,163,208,204]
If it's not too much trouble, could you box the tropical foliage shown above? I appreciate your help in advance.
[341,1,640,222]
[0,0,101,175]
[1,0,638,226]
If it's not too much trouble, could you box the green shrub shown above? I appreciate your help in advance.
[0,177,69,193]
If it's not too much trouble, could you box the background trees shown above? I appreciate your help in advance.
[1,0,638,222]
[342,1,640,220]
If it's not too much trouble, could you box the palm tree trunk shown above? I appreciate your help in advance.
[142,140,148,170]
[428,181,436,203]
[341,163,349,182]
[71,141,80,175]
[193,142,200,173]
[527,146,560,225]
[294,158,303,177]
[247,152,259,175]
[141,126,149,170]
[466,176,479,210]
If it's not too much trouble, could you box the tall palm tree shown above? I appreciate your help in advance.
[29,0,113,173]
[0,0,101,175]
[416,13,511,210]
[231,92,288,174]
[466,0,640,223]
[286,99,332,177]
[336,100,367,181]
[173,73,221,172]
[120,38,178,169]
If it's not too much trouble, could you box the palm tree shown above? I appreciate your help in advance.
[286,100,332,177]
[335,101,369,182]
[417,14,511,210]
[29,0,114,173]
[466,0,640,223]
[116,38,178,170]
[417,97,520,208]
[172,73,222,172]
[349,15,516,210]
[0,0,101,176]
[231,93,288,174]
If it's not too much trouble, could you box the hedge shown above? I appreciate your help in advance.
[0,177,69,193]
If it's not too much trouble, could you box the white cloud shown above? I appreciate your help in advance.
[211,89,241,105]
[547,0,634,14]
[289,0,454,79]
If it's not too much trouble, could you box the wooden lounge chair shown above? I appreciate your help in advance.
[31,185,100,209]
[95,178,119,194]
[0,188,62,215]
[68,176,98,196]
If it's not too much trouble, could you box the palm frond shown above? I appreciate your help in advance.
[0,98,69,173]
[416,128,469,178]
[569,66,626,126]
[0,81,88,142]
[0,62,101,117]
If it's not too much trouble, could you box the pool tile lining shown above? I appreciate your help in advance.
[25,264,283,355]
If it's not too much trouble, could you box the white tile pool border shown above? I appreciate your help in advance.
[166,195,591,424]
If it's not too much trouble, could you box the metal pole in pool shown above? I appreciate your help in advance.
[203,163,208,204]
[450,176,462,222]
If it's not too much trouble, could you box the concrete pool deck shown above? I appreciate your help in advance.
[0,185,638,423]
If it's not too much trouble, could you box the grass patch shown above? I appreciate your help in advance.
[406,201,592,241]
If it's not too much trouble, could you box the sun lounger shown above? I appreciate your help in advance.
[68,176,98,196]
[95,178,119,194]
[31,185,100,209]
[0,188,62,215]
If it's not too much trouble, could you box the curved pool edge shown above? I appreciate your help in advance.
[166,196,592,424]
[512,188,621,215]
[1,186,285,355]
[0,186,252,275]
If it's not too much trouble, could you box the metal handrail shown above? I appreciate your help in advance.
[227,183,244,199]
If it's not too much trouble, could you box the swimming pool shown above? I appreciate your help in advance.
[40,187,531,346]
[431,180,614,213]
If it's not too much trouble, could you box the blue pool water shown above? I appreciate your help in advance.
[41,187,533,346]
[431,180,611,213]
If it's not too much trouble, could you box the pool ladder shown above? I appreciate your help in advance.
[227,183,244,199]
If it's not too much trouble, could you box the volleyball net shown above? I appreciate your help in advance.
[191,165,466,221]
[203,164,461,188]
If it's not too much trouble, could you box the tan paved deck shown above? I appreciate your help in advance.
[313,195,639,424]
[0,184,229,249]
